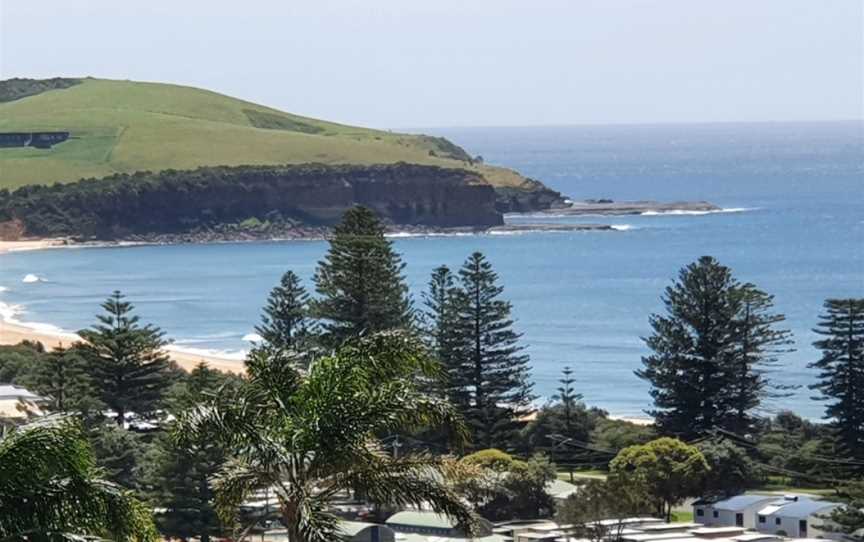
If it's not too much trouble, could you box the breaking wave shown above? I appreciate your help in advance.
[22,273,45,283]
[640,207,757,216]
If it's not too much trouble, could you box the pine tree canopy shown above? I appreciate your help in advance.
[78,291,172,426]
[452,252,535,450]
[255,270,310,351]
[809,298,864,462]
[636,256,792,439]
[311,206,414,346]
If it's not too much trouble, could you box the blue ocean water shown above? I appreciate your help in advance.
[1,122,861,418]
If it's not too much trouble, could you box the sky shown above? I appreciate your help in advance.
[1,0,861,128]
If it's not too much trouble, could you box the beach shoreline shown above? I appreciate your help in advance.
[0,318,245,374]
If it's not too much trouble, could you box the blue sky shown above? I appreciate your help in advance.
[1,0,861,127]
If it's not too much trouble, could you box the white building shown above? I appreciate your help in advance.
[0,384,45,418]
[755,497,841,539]
[694,495,778,529]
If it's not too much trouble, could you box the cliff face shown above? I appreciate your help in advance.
[0,163,502,240]
[494,179,568,213]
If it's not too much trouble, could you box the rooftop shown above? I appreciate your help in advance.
[714,495,778,512]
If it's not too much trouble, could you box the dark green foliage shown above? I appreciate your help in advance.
[243,109,325,134]
[175,331,479,541]
[90,423,144,490]
[519,403,598,475]
[821,482,864,538]
[637,256,792,439]
[454,450,557,521]
[78,291,172,426]
[27,345,102,415]
[697,439,759,497]
[589,418,655,456]
[754,411,842,485]
[0,163,490,239]
[255,270,311,352]
[809,299,864,464]
[0,416,157,541]
[0,77,82,102]
[451,252,534,450]
[311,206,414,346]
[146,430,225,541]
[0,341,47,383]
[423,265,466,403]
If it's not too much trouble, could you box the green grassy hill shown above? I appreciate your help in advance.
[0,78,531,190]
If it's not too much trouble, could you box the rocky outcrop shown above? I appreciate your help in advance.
[494,179,569,213]
[0,163,502,240]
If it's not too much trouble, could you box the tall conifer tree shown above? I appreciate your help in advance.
[453,252,534,449]
[28,345,101,414]
[311,206,413,346]
[256,270,310,351]
[809,298,864,462]
[637,257,791,439]
[423,265,467,404]
[79,291,171,426]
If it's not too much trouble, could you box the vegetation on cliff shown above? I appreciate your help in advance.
[0,163,502,239]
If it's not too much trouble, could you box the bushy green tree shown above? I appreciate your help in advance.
[821,481,864,539]
[452,252,534,449]
[423,265,466,404]
[311,206,414,346]
[90,423,144,490]
[256,270,311,352]
[28,345,102,415]
[697,439,758,497]
[809,298,864,464]
[79,291,172,426]
[609,437,709,521]
[557,478,652,542]
[637,257,791,439]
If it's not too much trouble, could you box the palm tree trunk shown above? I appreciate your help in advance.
[282,502,302,542]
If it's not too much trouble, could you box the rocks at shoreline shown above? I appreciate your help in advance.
[547,200,720,216]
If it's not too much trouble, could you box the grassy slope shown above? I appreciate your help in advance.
[0,78,527,189]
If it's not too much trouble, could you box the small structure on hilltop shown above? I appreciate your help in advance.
[0,131,69,148]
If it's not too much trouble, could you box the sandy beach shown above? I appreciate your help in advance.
[0,319,245,373]
[0,238,68,254]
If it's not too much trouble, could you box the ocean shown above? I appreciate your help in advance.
[1,121,861,418]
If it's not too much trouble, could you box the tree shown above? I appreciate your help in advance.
[256,270,311,352]
[449,449,557,521]
[423,265,467,404]
[636,256,791,439]
[0,416,156,541]
[90,423,145,490]
[146,362,232,541]
[609,437,709,521]
[176,331,478,542]
[557,478,652,542]
[452,252,535,449]
[820,481,864,539]
[809,299,864,463]
[78,291,172,426]
[311,206,414,347]
[697,439,758,498]
[27,345,102,415]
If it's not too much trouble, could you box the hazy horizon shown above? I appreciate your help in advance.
[1,0,862,128]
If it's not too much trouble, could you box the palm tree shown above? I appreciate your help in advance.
[177,331,479,542]
[0,416,157,541]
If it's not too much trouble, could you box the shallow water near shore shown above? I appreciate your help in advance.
[1,121,862,418]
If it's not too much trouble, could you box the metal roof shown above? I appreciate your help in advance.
[387,511,455,530]
[773,500,840,518]
[714,495,778,512]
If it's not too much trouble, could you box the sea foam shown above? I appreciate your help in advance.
[640,207,757,216]
[22,273,44,283]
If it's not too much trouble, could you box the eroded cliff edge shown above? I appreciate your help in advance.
[0,163,506,240]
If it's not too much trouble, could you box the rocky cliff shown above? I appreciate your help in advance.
[0,163,503,240]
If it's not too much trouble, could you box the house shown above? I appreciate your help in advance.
[546,478,580,503]
[755,497,842,538]
[694,495,778,529]
[0,384,46,418]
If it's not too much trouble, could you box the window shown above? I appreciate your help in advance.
[696,509,704,517]
[775,518,782,526]
[758,516,766,524]
[799,520,807,536]
[713,511,719,518]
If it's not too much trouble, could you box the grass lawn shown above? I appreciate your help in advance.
[670,510,694,523]
[0,78,530,189]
